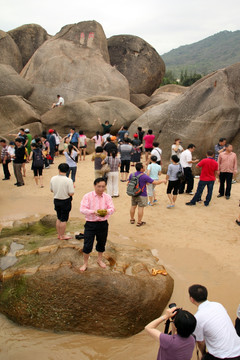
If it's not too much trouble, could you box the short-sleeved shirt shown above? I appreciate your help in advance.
[79,135,86,147]
[151,147,162,162]
[194,300,240,358]
[157,333,195,360]
[128,171,154,197]
[143,134,155,148]
[197,157,218,181]
[118,144,133,160]
[92,153,106,170]
[102,123,112,134]
[167,163,181,181]
[180,149,192,168]
[50,175,74,200]
[147,163,162,180]
[64,150,78,168]
[214,143,225,161]
[69,132,79,143]
[171,144,183,158]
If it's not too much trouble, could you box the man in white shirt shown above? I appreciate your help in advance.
[150,142,162,165]
[52,94,64,108]
[179,144,199,195]
[189,284,240,360]
[50,163,74,240]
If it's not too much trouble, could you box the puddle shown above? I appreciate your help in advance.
[0,242,24,270]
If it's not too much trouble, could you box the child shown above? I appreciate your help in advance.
[146,155,162,205]
[166,155,181,208]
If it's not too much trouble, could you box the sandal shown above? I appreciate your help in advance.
[130,219,135,224]
[136,221,146,227]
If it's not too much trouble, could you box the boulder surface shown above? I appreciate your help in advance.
[108,35,165,96]
[0,64,33,98]
[0,217,173,337]
[0,30,23,72]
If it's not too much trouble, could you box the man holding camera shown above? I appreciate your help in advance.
[189,284,240,360]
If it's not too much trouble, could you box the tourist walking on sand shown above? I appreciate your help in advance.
[48,129,56,164]
[13,138,25,187]
[131,133,142,166]
[91,131,103,148]
[146,155,162,206]
[171,138,184,159]
[97,117,117,134]
[102,150,121,197]
[29,142,45,188]
[179,144,199,195]
[0,139,11,180]
[50,163,74,240]
[166,155,181,208]
[150,142,162,165]
[79,177,115,271]
[129,162,166,227]
[145,307,196,360]
[188,284,240,359]
[92,146,106,179]
[78,130,87,161]
[25,128,32,158]
[143,129,155,162]
[119,138,134,182]
[63,144,80,186]
[41,135,50,169]
[186,150,218,207]
[217,144,237,200]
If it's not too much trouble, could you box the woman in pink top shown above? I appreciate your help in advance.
[91,131,103,148]
[143,129,155,162]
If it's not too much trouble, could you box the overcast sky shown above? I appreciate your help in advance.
[1,0,240,54]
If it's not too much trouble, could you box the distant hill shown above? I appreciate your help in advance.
[161,30,240,78]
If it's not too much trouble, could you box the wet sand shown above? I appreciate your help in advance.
[0,155,239,360]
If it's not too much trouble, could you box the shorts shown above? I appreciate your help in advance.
[33,167,43,176]
[131,196,148,207]
[145,147,153,153]
[83,221,108,254]
[167,180,180,195]
[80,145,86,149]
[54,197,72,222]
[120,160,130,173]
[147,183,156,197]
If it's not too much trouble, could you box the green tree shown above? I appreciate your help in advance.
[160,70,178,86]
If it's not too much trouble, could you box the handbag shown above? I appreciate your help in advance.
[101,159,111,174]
[177,164,185,182]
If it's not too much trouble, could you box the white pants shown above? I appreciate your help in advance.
[107,171,119,196]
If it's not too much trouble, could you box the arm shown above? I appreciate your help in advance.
[72,145,80,154]
[152,179,167,185]
[145,307,177,342]
[80,195,95,216]
[196,340,206,356]
[112,118,117,126]
[29,151,33,161]
[97,117,101,125]
[105,196,115,215]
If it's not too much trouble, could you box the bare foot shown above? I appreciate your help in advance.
[80,264,88,272]
[97,260,106,269]
[60,235,72,240]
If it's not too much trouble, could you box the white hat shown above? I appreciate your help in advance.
[25,128,30,133]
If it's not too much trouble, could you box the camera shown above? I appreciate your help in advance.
[169,303,180,320]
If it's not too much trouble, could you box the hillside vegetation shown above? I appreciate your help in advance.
[161,30,240,78]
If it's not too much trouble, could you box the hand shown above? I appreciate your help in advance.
[165,307,177,319]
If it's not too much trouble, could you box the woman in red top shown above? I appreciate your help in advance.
[143,129,155,162]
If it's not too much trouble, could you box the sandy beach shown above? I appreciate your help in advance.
[0,154,239,360]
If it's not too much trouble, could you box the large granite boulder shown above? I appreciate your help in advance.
[41,96,142,137]
[0,64,33,98]
[21,21,130,114]
[108,35,165,96]
[129,63,240,169]
[0,30,23,72]
[0,217,174,337]
[8,24,50,67]
[0,95,41,139]
[130,93,151,109]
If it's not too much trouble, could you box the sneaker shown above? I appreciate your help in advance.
[153,199,158,203]
[217,194,224,198]
[148,202,153,206]
[236,220,240,226]
[167,204,175,208]
[186,202,195,206]
[188,191,194,195]
[225,196,230,200]
[232,180,237,184]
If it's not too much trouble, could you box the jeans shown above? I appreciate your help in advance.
[219,172,233,197]
[66,167,77,183]
[2,159,11,179]
[179,167,194,193]
[190,180,215,205]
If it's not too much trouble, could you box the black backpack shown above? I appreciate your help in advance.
[126,173,145,196]
[33,148,44,168]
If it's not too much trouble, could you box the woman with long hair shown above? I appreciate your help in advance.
[102,150,121,197]
[64,144,79,186]
[91,131,103,148]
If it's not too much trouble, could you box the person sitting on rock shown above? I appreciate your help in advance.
[52,94,64,108]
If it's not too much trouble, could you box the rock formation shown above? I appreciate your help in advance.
[0,217,174,337]
[0,96,42,139]
[8,24,50,67]
[41,96,142,137]
[0,30,23,72]
[129,63,240,172]
[0,64,33,98]
[21,21,130,114]
[108,35,165,96]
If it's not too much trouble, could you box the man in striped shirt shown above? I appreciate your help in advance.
[80,178,115,271]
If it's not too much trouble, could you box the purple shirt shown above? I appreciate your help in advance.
[157,334,195,360]
[129,171,154,197]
